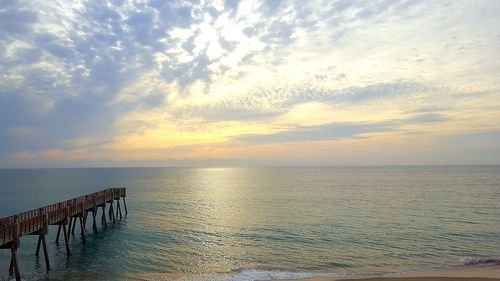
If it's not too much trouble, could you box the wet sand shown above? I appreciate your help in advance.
[267,265,500,281]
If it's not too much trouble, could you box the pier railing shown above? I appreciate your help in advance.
[0,224,16,246]
[0,188,125,230]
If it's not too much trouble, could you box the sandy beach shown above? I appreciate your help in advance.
[268,265,500,281]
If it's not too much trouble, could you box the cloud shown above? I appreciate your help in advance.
[236,121,395,144]
[1,0,500,167]
[0,2,37,36]
[405,113,448,124]
[159,80,428,124]
[233,112,449,145]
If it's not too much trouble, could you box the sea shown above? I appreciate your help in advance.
[0,166,499,281]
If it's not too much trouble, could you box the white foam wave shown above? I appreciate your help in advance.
[140,269,343,281]
[218,269,340,281]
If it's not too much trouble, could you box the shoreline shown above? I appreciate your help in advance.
[266,265,500,281]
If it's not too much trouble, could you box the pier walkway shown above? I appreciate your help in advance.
[0,187,127,281]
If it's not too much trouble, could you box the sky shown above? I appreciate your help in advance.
[0,0,499,168]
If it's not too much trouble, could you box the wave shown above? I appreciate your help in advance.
[128,268,346,281]
[214,268,341,281]
[463,257,500,266]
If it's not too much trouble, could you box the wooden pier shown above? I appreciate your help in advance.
[0,187,127,281]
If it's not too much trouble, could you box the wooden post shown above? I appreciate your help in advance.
[71,216,77,236]
[109,189,115,222]
[116,198,123,220]
[36,235,42,255]
[81,202,87,230]
[41,234,50,271]
[115,198,119,218]
[109,198,116,223]
[108,189,112,220]
[41,213,50,271]
[55,224,62,243]
[67,217,73,238]
[123,196,128,215]
[10,248,21,281]
[79,215,86,243]
[9,254,13,275]
[83,211,88,227]
[101,205,107,228]
[92,197,98,232]
[36,210,43,255]
[79,202,86,242]
[92,209,98,232]
[9,222,21,281]
[108,199,113,221]
[63,208,71,255]
[62,223,70,255]
[112,201,116,222]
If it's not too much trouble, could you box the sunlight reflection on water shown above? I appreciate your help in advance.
[0,166,499,281]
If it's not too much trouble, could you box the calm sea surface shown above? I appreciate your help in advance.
[0,166,499,281]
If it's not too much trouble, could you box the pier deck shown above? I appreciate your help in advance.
[0,187,127,281]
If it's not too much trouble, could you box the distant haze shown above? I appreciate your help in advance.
[0,0,499,168]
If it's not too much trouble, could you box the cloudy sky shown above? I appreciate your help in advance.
[0,0,499,168]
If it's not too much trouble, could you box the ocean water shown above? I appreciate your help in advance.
[0,166,499,281]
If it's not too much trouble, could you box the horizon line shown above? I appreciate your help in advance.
[1,163,499,170]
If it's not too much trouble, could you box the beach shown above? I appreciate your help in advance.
[268,265,500,281]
